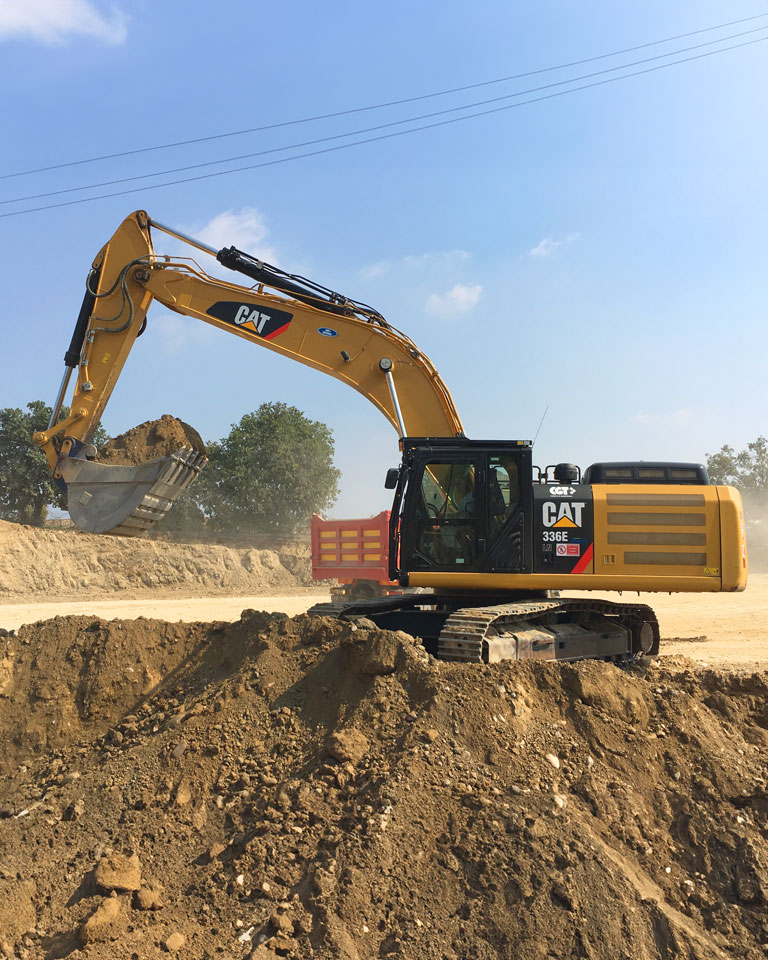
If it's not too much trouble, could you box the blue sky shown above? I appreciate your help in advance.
[1,0,767,517]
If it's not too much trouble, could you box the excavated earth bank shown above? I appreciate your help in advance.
[0,520,311,600]
[0,412,313,600]
[1,614,767,959]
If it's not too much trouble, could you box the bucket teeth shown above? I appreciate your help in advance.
[111,446,206,537]
[61,446,207,536]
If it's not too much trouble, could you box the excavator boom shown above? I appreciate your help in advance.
[36,211,463,535]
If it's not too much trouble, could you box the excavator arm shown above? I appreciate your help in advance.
[35,210,464,535]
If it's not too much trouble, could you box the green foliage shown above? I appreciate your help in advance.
[0,402,109,524]
[198,402,340,536]
[706,437,768,492]
[0,402,53,522]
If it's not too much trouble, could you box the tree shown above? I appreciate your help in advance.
[0,402,109,524]
[198,402,340,536]
[706,437,768,492]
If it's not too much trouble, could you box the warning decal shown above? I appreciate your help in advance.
[556,543,581,557]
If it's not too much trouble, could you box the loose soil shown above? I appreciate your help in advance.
[1,612,767,959]
[97,415,205,466]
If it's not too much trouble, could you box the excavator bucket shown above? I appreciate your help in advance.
[58,447,206,536]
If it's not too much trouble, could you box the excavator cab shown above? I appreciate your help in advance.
[390,439,534,580]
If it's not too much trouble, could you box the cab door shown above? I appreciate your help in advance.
[485,451,532,573]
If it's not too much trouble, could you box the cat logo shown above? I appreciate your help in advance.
[205,301,293,340]
[233,304,274,334]
[543,501,586,529]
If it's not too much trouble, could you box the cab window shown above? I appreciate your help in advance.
[414,460,477,566]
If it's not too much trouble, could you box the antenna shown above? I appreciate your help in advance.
[533,405,549,445]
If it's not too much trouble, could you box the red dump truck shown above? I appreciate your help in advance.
[310,511,402,600]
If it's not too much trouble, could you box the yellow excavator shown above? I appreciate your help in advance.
[35,211,748,663]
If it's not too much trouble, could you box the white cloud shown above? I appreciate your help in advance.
[403,250,471,270]
[529,233,578,258]
[195,208,278,263]
[358,249,470,282]
[358,260,392,280]
[153,309,217,355]
[425,283,483,320]
[158,207,279,279]
[630,408,693,427]
[0,0,127,44]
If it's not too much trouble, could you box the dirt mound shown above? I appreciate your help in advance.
[1,613,767,959]
[0,520,312,600]
[98,414,205,465]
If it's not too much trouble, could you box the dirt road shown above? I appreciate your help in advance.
[0,593,330,632]
[0,575,764,667]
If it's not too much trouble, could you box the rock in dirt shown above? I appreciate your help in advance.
[97,414,205,465]
[134,881,164,910]
[94,852,141,892]
[356,631,399,675]
[270,911,295,935]
[174,779,192,806]
[78,896,121,944]
[63,798,85,820]
[327,729,369,765]
[163,931,186,952]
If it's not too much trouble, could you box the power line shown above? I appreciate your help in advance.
[4,23,767,208]
[1,10,767,182]
[2,33,765,221]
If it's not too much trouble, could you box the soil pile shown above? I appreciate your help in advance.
[98,415,205,466]
[0,521,312,600]
[1,613,767,959]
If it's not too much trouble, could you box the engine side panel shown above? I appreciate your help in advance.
[591,483,723,582]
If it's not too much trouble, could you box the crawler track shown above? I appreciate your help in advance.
[308,594,659,664]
